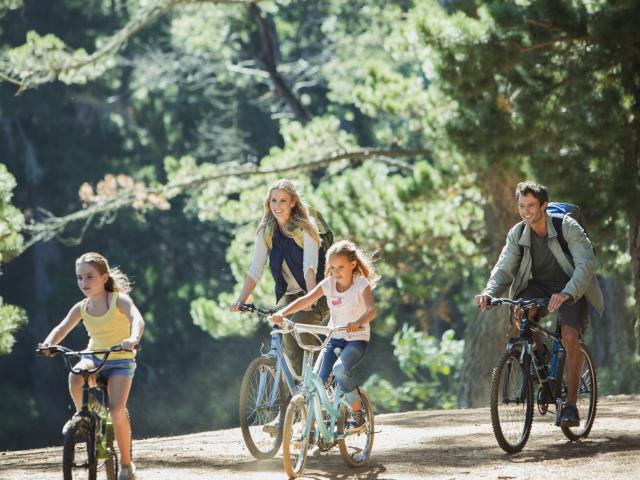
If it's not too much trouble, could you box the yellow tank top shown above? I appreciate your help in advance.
[81,293,135,360]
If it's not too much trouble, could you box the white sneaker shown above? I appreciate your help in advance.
[118,462,136,480]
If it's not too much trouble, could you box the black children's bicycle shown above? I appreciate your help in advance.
[488,298,597,453]
[36,344,132,480]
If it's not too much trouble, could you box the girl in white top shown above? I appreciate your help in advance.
[272,240,379,429]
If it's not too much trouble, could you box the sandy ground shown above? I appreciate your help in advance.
[2,395,639,480]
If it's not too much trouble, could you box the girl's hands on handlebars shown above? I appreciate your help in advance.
[271,312,284,325]
[121,337,139,352]
[346,321,361,333]
[37,342,56,357]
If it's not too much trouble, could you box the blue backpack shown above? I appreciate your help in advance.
[519,202,589,258]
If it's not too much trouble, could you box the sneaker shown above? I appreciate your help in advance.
[262,414,280,435]
[560,403,580,427]
[347,410,365,432]
[118,462,136,480]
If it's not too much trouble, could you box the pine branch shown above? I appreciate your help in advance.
[22,148,428,249]
[0,0,253,93]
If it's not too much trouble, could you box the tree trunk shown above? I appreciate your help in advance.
[17,121,65,432]
[590,273,637,392]
[458,168,521,407]
[630,217,640,355]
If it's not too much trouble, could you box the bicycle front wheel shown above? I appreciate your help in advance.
[104,423,118,480]
[338,388,375,467]
[490,350,534,453]
[562,343,597,441]
[62,420,97,480]
[239,356,287,459]
[282,394,309,479]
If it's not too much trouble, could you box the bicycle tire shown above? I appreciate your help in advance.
[282,394,309,479]
[62,420,97,480]
[104,422,118,480]
[490,350,534,453]
[562,343,597,441]
[239,356,287,459]
[338,388,375,467]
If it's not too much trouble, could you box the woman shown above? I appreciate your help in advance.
[230,178,329,376]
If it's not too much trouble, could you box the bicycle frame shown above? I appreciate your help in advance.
[493,298,569,412]
[263,328,305,398]
[286,320,356,445]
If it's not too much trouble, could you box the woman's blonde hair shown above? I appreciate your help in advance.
[257,179,320,244]
[325,240,380,288]
[75,252,132,294]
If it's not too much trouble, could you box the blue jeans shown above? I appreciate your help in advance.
[314,338,368,404]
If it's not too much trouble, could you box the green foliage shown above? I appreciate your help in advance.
[0,163,26,354]
[364,326,464,412]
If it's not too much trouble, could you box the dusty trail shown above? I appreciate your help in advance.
[2,396,639,480]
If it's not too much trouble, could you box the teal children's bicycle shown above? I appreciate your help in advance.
[36,344,132,480]
[237,304,310,459]
[280,320,374,479]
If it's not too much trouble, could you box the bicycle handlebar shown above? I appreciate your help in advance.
[283,319,364,352]
[489,297,550,309]
[36,344,136,376]
[238,303,277,316]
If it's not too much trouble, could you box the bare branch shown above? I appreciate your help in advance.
[23,148,428,249]
[524,17,563,32]
[520,36,588,53]
[248,2,312,123]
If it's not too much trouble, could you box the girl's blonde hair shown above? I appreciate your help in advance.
[325,240,380,288]
[257,179,321,244]
[75,252,132,294]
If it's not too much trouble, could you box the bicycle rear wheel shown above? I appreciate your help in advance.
[562,343,597,441]
[239,356,287,459]
[62,420,97,480]
[490,350,534,453]
[338,388,375,467]
[282,394,309,479]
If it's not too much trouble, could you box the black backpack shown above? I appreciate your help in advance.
[518,202,589,258]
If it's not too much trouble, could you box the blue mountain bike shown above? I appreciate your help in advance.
[488,297,597,453]
[238,304,307,459]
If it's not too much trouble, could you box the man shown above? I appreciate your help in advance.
[475,181,603,427]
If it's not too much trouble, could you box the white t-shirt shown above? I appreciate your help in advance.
[320,275,371,342]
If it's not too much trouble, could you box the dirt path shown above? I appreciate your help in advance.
[2,395,639,480]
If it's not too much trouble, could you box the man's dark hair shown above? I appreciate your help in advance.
[515,181,548,206]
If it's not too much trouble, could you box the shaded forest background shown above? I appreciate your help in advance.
[1,0,639,451]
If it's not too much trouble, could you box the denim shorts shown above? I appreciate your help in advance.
[83,355,136,380]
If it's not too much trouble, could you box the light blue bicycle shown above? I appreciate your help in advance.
[281,320,374,479]
[238,304,309,459]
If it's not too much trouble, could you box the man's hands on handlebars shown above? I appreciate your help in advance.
[475,294,493,311]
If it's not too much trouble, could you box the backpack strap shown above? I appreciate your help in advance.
[518,217,571,258]
[518,221,525,256]
[550,214,571,257]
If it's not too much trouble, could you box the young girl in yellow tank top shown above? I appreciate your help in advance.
[40,252,145,480]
